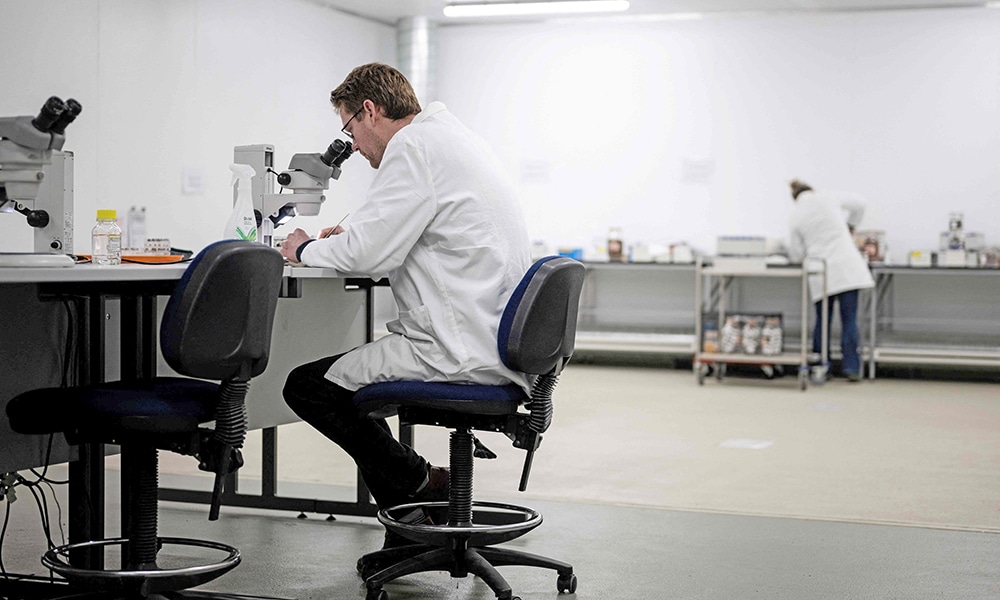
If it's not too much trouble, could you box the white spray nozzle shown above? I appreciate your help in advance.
[229,163,256,185]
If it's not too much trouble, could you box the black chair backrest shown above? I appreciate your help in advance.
[160,240,284,382]
[498,256,585,376]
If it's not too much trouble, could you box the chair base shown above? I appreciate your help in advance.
[379,500,542,547]
[361,545,574,600]
[41,537,240,597]
[359,500,574,600]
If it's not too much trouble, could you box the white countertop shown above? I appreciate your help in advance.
[0,262,348,284]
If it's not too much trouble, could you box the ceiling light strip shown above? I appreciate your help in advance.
[444,1,630,18]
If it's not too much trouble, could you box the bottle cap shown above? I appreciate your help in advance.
[97,209,117,220]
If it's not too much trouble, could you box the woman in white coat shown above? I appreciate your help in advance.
[788,180,874,381]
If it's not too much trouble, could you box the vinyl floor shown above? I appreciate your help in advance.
[2,364,998,599]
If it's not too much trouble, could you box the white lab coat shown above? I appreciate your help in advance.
[788,190,874,302]
[300,102,531,392]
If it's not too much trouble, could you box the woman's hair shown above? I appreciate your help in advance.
[330,63,421,120]
[789,179,813,199]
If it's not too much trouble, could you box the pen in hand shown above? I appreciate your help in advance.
[321,213,350,239]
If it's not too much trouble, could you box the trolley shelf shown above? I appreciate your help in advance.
[694,256,828,391]
[695,351,823,366]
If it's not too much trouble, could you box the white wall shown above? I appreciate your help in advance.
[4,5,998,262]
[436,8,1000,261]
[0,0,394,254]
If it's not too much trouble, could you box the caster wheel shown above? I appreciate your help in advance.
[696,364,705,385]
[366,588,388,600]
[557,572,578,593]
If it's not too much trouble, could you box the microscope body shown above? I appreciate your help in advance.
[0,97,80,255]
[234,141,350,247]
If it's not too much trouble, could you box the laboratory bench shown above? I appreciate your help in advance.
[0,260,386,590]
[574,261,699,355]
[565,260,1000,378]
[867,265,1000,376]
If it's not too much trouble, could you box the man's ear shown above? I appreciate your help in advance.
[364,100,388,123]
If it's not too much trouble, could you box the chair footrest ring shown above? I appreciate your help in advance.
[378,500,542,547]
[42,536,240,594]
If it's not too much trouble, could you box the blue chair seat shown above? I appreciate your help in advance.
[353,381,526,420]
[8,377,219,438]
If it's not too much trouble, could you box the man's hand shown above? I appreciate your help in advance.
[279,228,314,263]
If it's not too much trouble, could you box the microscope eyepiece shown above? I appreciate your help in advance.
[32,96,67,133]
[50,98,83,135]
[321,139,353,168]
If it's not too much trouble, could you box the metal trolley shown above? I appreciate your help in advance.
[694,256,828,391]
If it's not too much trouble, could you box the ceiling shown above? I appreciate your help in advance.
[317,0,990,25]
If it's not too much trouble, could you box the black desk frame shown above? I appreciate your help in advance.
[157,277,413,519]
[3,274,402,600]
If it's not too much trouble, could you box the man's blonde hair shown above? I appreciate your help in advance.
[330,63,421,119]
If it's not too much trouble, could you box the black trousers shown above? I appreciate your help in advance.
[282,354,428,509]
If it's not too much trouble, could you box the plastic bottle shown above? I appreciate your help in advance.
[92,209,122,265]
[224,163,257,242]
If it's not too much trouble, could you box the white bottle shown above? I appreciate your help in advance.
[92,209,122,265]
[224,163,257,242]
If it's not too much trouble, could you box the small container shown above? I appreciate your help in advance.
[608,226,624,262]
[144,238,171,255]
[92,209,122,265]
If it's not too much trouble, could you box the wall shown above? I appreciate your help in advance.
[435,8,1000,261]
[0,0,395,254]
[3,4,998,262]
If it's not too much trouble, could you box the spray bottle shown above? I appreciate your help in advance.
[224,163,257,241]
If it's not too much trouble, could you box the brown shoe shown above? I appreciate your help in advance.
[414,466,449,502]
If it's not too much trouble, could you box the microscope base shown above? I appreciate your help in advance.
[0,252,74,268]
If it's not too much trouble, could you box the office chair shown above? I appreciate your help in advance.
[352,255,585,600]
[6,240,284,599]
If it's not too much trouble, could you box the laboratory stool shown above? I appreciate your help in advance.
[6,240,284,599]
[353,256,585,600]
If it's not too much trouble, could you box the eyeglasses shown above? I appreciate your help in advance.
[341,106,364,140]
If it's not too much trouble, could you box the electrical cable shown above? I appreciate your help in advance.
[1,498,11,580]
[61,298,77,388]
[43,480,65,546]
[26,435,67,485]
[21,480,55,550]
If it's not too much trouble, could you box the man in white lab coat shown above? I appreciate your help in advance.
[787,179,874,381]
[279,64,531,521]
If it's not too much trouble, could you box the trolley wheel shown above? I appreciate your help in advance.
[558,572,578,593]
[696,363,705,385]
[366,588,388,600]
[716,363,726,381]
[798,371,808,391]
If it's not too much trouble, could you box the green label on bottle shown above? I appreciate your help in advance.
[236,226,257,241]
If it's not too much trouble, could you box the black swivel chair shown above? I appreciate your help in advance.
[6,240,284,599]
[352,255,586,600]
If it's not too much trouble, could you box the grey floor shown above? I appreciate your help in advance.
[3,364,1000,599]
[5,482,999,600]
